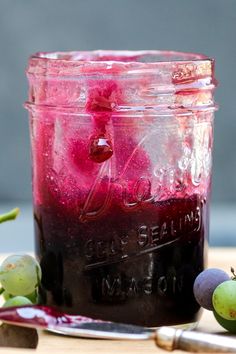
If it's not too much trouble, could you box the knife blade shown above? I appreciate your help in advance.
[49,323,236,352]
[49,321,154,340]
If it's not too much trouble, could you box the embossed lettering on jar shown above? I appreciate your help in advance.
[25,50,217,327]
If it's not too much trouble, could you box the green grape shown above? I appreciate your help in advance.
[214,311,236,333]
[0,254,42,296]
[3,290,38,303]
[3,296,32,307]
[212,280,236,320]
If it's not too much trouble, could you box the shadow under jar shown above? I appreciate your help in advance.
[25,50,217,327]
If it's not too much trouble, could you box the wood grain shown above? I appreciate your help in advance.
[0,248,234,353]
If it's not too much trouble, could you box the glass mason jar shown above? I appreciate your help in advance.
[25,50,217,327]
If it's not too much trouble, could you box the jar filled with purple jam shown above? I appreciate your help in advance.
[25,50,217,327]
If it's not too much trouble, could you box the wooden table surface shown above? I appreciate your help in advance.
[0,248,235,353]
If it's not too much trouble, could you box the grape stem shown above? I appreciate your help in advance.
[231,267,236,280]
[0,208,20,224]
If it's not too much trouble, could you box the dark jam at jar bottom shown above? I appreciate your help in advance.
[34,194,208,327]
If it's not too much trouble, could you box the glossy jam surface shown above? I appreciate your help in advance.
[26,51,215,327]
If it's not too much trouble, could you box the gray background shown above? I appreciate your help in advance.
[0,0,236,250]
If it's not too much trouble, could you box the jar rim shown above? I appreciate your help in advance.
[31,50,211,63]
[27,50,214,78]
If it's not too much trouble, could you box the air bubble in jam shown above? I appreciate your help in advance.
[89,134,113,163]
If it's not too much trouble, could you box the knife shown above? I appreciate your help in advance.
[0,305,236,352]
[51,323,236,352]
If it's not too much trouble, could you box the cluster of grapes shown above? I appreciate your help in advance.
[194,267,236,333]
[0,254,42,307]
[0,209,40,349]
[0,208,42,308]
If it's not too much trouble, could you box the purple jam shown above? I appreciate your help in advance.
[34,192,207,327]
[26,51,214,327]
[0,305,102,328]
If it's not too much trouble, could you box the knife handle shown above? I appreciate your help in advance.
[155,326,236,352]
